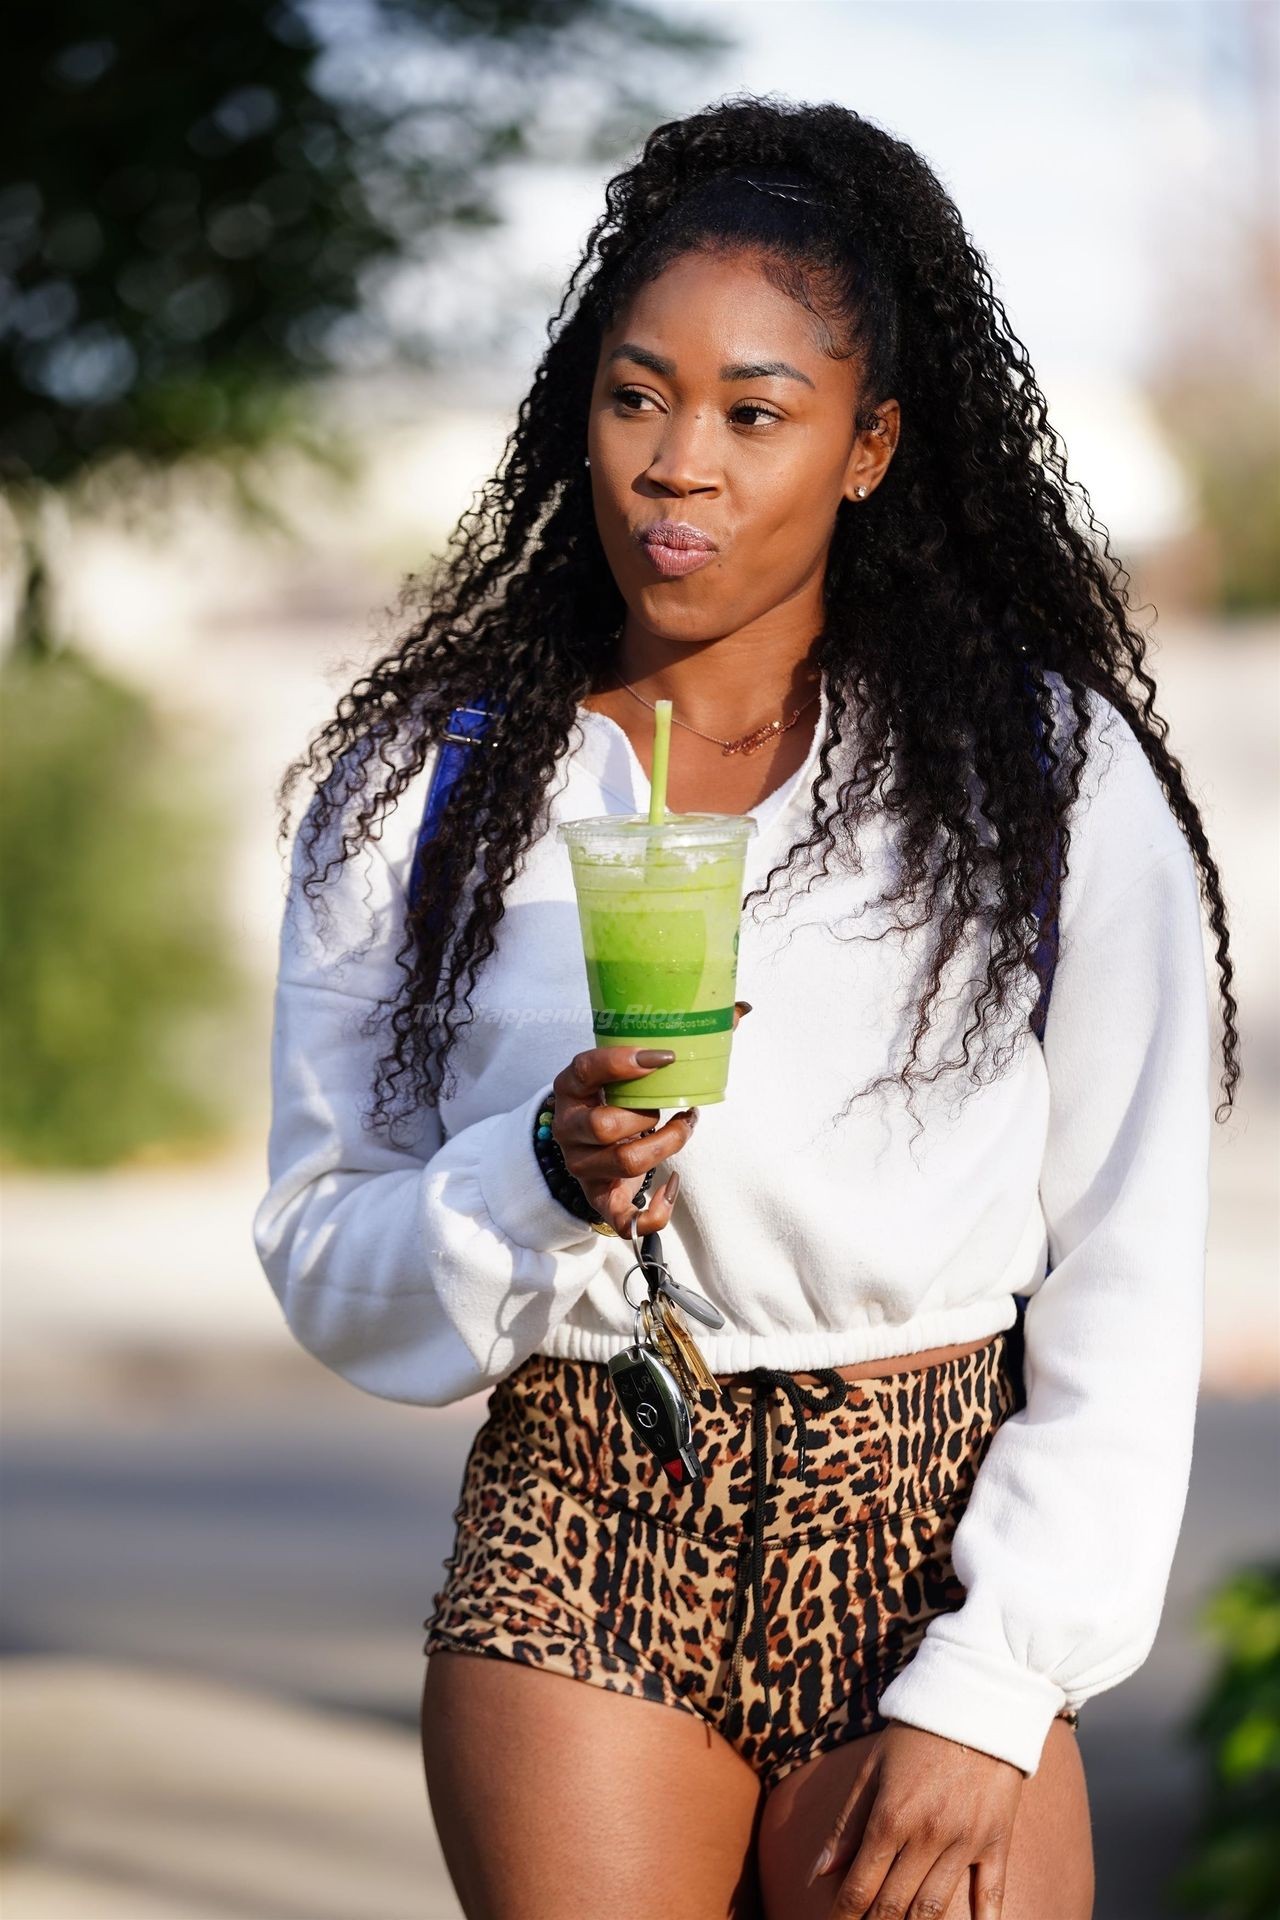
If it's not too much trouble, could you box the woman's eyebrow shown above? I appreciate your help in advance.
[606,343,815,389]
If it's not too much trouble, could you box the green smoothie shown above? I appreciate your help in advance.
[557,812,757,1107]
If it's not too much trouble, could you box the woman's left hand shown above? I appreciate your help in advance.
[807,1720,1025,1916]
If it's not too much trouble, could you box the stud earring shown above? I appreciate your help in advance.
[856,485,867,498]
[584,455,591,468]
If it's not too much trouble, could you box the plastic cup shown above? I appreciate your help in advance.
[557,812,757,1108]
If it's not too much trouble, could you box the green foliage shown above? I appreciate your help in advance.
[1148,357,1280,616]
[1,1,725,489]
[1168,1561,1280,1920]
[0,645,245,1167]
[1187,431,1280,618]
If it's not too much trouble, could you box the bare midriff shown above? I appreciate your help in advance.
[709,1335,1000,1393]
[828,1334,997,1383]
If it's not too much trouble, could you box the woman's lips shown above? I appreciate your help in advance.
[639,540,717,578]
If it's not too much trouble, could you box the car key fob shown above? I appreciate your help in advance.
[607,1343,704,1488]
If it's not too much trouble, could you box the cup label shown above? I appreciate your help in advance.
[593,1006,735,1037]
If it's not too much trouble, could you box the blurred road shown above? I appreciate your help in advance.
[3,1376,1277,1918]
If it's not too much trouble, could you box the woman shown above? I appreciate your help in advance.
[255,97,1238,1920]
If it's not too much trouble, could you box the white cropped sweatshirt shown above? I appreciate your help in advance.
[253,671,1213,1777]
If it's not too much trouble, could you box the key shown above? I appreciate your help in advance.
[642,1293,697,1398]
[625,1224,703,1400]
[634,1226,734,1414]
[654,1291,722,1397]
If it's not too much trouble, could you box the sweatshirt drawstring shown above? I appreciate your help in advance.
[726,1367,850,1731]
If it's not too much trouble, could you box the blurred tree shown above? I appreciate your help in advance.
[1169,1561,1280,1920]
[0,0,724,649]
[0,644,246,1167]
[1143,0,1280,615]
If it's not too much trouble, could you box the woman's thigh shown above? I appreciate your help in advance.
[422,1646,767,1920]
[755,1717,1093,1920]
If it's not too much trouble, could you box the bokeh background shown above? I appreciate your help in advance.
[2,4,1277,1916]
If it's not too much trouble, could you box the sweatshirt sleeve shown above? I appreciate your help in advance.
[251,794,611,1408]
[876,700,1213,1777]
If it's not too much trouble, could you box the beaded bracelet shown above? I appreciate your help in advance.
[533,1093,615,1235]
[532,1093,657,1239]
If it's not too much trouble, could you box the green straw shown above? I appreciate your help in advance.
[642,699,673,1099]
[648,698,672,824]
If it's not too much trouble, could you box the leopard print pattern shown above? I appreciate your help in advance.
[422,1329,1079,1791]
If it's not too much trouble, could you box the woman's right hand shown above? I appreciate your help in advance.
[549,1045,699,1238]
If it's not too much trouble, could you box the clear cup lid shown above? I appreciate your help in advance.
[557,811,758,848]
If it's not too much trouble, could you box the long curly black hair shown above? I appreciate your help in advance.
[279,94,1240,1141]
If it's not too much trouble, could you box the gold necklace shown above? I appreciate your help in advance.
[615,676,822,757]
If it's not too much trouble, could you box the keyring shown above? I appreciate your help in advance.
[626,1218,675,1303]
[621,1264,656,1309]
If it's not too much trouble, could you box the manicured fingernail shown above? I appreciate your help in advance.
[734,999,753,1015]
[665,1171,681,1203]
[806,1844,833,1886]
[634,1049,675,1066]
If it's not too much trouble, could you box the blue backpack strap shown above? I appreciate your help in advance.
[407,698,501,926]
[1023,661,1061,1044]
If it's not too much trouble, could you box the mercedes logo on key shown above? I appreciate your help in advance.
[636,1402,658,1429]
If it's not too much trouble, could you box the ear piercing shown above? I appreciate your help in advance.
[856,486,867,497]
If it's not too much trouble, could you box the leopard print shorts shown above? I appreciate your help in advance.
[421,1327,1079,1792]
